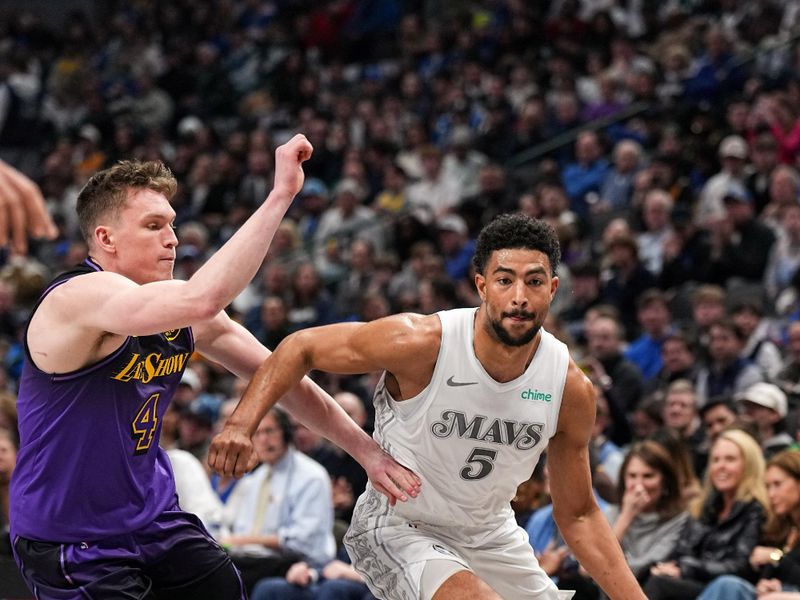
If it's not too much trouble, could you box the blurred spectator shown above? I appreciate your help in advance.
[608,440,690,582]
[700,397,741,445]
[730,299,783,380]
[625,289,674,381]
[646,332,699,396]
[435,214,475,282]
[222,409,336,594]
[662,380,707,477]
[736,382,794,459]
[643,429,768,599]
[600,234,658,339]
[765,201,800,304]
[562,131,611,221]
[637,189,675,276]
[697,449,800,600]
[695,319,764,406]
[696,135,750,228]
[251,558,376,600]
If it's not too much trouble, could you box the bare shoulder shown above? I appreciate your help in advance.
[364,312,441,356]
[34,270,132,324]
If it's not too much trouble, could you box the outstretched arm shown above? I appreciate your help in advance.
[549,360,646,600]
[51,135,313,339]
[207,314,437,497]
[0,159,58,254]
[201,312,431,503]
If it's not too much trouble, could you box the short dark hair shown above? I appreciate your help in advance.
[77,160,177,245]
[472,213,561,276]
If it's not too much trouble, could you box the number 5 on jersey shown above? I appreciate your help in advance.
[131,393,160,454]
[461,447,498,480]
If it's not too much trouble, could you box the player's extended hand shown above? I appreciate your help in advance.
[207,426,259,478]
[272,134,313,201]
[0,160,58,254]
[359,444,421,506]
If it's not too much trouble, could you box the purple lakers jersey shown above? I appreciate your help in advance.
[10,258,193,542]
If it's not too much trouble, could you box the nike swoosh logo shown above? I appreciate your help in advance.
[446,376,478,387]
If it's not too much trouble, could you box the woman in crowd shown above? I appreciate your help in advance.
[697,449,800,599]
[643,429,769,599]
[608,440,690,581]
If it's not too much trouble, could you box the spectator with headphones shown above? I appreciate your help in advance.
[220,407,336,594]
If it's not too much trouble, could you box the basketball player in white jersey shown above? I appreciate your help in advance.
[210,213,645,599]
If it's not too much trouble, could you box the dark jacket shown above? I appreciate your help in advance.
[670,494,765,583]
[763,542,800,587]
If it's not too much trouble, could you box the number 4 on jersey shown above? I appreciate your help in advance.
[131,393,160,454]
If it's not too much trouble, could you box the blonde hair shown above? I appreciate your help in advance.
[690,429,769,519]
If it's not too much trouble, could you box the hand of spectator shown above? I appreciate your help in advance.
[755,578,782,596]
[286,561,315,587]
[332,476,355,510]
[322,559,364,582]
[358,444,421,506]
[650,561,680,578]
[620,482,651,517]
[751,546,781,569]
[272,134,313,201]
[207,426,259,478]
[0,160,58,254]
[536,541,570,576]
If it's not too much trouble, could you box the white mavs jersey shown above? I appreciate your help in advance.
[373,307,569,528]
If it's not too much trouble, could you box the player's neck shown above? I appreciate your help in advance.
[473,315,540,383]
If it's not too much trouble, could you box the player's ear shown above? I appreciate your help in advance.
[94,225,115,254]
[550,275,559,299]
[474,272,487,302]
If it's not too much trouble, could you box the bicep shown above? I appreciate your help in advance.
[549,366,597,519]
[297,315,436,376]
[62,273,214,336]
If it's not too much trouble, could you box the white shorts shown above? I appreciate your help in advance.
[343,486,564,600]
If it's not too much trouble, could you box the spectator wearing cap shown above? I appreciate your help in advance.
[696,135,750,227]
[699,396,740,445]
[435,214,475,282]
[703,181,776,287]
[625,289,675,381]
[695,318,764,407]
[730,298,783,380]
[736,382,794,458]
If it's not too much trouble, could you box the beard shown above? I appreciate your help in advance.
[488,309,541,347]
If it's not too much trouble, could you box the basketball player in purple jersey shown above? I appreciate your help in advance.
[10,134,420,599]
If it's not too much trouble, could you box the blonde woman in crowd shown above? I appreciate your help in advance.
[697,449,800,600]
[643,429,769,599]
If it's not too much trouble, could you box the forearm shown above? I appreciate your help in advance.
[185,191,293,313]
[281,378,376,462]
[558,508,646,599]
[227,334,313,436]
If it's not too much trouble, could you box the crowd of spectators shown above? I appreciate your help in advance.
[6,0,800,597]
